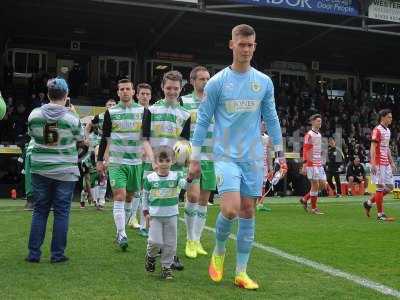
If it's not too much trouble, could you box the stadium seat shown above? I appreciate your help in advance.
[340,183,348,196]
[350,182,365,196]
[393,189,400,199]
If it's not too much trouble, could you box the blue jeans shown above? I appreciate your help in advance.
[27,174,76,260]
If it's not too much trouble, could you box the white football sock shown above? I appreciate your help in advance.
[113,201,126,237]
[194,204,207,241]
[185,202,197,241]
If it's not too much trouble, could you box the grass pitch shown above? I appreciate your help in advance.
[0,196,399,299]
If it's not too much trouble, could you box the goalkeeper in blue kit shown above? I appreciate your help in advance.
[188,24,286,290]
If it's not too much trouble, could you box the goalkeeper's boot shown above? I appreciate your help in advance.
[196,241,208,256]
[377,214,395,222]
[363,201,372,217]
[234,272,259,290]
[185,240,197,258]
[208,253,225,282]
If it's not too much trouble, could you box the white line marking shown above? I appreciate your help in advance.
[179,217,400,298]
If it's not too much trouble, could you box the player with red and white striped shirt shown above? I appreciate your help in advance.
[300,114,326,215]
[363,109,396,221]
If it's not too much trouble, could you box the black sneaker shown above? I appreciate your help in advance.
[24,197,34,211]
[171,255,184,271]
[50,256,69,264]
[25,256,40,263]
[363,201,371,218]
[161,267,173,280]
[145,253,156,272]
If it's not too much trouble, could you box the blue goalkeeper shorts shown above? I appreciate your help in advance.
[215,160,263,198]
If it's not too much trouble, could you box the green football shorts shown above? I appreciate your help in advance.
[108,164,142,193]
[192,160,216,191]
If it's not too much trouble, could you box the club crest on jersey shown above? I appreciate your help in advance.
[217,174,224,187]
[110,179,116,187]
[169,182,174,188]
[251,82,261,92]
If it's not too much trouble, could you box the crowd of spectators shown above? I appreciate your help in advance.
[1,76,400,166]
[274,80,400,166]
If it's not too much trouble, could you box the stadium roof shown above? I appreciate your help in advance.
[1,0,400,76]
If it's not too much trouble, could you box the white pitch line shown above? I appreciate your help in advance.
[179,217,400,298]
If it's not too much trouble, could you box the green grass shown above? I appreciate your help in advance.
[0,196,399,299]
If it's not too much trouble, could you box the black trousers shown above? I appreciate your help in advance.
[326,172,341,194]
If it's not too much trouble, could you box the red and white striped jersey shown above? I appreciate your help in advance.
[372,124,391,166]
[303,130,322,167]
[262,133,270,180]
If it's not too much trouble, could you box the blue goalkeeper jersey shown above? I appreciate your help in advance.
[191,66,282,162]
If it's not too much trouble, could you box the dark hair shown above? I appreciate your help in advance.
[117,79,134,90]
[136,83,152,94]
[154,146,175,162]
[162,70,182,87]
[232,24,256,38]
[309,114,322,122]
[190,66,209,81]
[106,98,116,105]
[378,109,391,121]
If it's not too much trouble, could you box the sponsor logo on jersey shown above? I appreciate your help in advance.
[224,100,260,113]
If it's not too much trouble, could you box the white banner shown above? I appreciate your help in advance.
[368,0,400,23]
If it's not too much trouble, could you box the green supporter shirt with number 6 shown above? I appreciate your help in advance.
[28,104,84,181]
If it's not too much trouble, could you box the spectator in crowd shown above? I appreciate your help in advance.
[31,92,48,109]
[326,137,343,197]
[25,77,84,263]
[30,93,40,109]
[12,103,29,140]
[346,157,368,196]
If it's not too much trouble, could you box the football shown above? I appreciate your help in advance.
[173,140,192,166]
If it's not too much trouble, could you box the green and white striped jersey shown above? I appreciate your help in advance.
[88,132,99,150]
[26,139,35,156]
[148,99,191,149]
[108,102,145,166]
[96,112,105,143]
[142,171,187,217]
[28,107,83,178]
[181,92,214,161]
